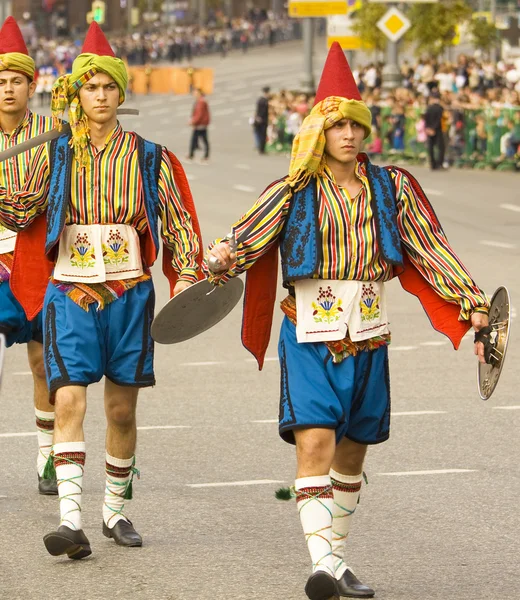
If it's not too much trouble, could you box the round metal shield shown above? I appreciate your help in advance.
[477,286,511,400]
[151,277,244,344]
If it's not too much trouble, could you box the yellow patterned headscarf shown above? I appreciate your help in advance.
[288,96,372,191]
[0,52,35,80]
[51,53,128,168]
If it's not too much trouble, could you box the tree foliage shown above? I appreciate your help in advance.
[138,0,163,14]
[351,3,388,54]
[470,17,500,55]
[406,0,473,58]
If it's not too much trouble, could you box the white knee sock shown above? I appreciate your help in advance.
[103,453,136,528]
[35,409,54,477]
[54,441,86,531]
[295,475,335,576]
[330,469,363,579]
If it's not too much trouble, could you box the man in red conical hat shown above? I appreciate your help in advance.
[0,17,58,496]
[0,22,203,560]
[206,43,490,599]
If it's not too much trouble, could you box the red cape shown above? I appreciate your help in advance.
[11,150,204,319]
[241,164,471,370]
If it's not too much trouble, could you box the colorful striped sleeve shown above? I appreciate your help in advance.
[158,149,200,283]
[0,143,50,231]
[205,178,291,284]
[392,169,489,320]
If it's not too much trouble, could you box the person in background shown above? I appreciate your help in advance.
[186,88,210,164]
[254,85,270,154]
[425,90,445,170]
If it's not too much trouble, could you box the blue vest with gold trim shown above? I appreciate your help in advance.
[279,161,403,283]
[44,133,162,257]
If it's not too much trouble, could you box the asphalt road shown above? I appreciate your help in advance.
[0,41,519,600]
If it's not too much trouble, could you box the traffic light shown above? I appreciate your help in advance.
[92,0,106,24]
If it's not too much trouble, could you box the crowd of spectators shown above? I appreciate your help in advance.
[22,11,302,75]
[263,54,520,166]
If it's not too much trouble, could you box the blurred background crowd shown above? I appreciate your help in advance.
[262,54,520,169]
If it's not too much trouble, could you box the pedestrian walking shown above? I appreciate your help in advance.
[425,90,445,170]
[0,22,202,560]
[254,85,270,154]
[206,43,490,600]
[0,17,57,496]
[187,88,210,164]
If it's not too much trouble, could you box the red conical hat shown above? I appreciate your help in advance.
[314,42,361,105]
[0,16,30,55]
[81,21,115,57]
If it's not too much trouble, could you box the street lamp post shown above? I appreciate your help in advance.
[301,17,315,94]
[0,0,11,23]
[127,0,134,33]
[382,3,401,90]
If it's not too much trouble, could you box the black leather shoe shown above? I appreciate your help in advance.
[38,474,58,495]
[43,525,91,559]
[336,569,375,598]
[102,519,142,547]
[305,571,339,600]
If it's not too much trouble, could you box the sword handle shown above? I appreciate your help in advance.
[208,232,236,273]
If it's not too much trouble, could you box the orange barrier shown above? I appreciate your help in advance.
[128,66,214,95]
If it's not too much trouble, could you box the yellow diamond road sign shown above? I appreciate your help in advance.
[377,7,411,43]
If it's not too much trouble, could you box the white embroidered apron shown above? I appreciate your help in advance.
[294,280,389,344]
[53,224,144,283]
[0,224,17,254]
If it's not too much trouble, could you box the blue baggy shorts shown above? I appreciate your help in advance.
[0,281,43,347]
[278,317,391,445]
[43,280,155,393]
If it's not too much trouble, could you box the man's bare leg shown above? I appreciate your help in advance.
[102,378,142,546]
[43,385,91,559]
[27,340,57,494]
[331,438,373,598]
[293,428,338,598]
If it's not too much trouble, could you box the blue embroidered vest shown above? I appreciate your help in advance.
[45,133,162,260]
[279,161,403,283]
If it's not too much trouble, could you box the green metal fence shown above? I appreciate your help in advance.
[373,106,520,172]
[266,106,520,172]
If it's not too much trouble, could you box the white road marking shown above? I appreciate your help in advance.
[137,425,190,430]
[423,188,443,196]
[492,406,520,410]
[378,469,476,476]
[233,184,256,193]
[500,203,520,213]
[420,341,448,347]
[0,427,189,438]
[235,163,251,170]
[389,346,417,351]
[13,371,32,376]
[251,419,278,423]
[480,240,516,249]
[392,411,447,416]
[180,361,225,367]
[187,479,284,488]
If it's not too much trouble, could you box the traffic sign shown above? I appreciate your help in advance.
[327,14,372,50]
[377,7,411,43]
[92,0,106,24]
[289,1,348,18]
